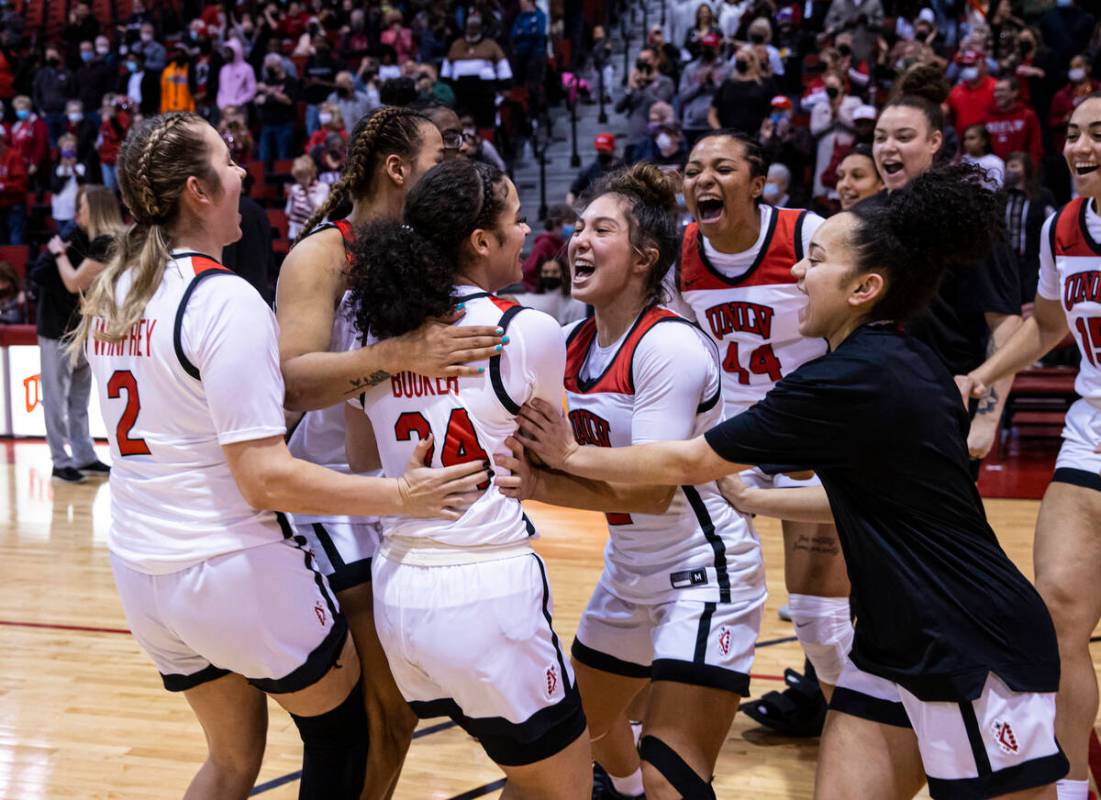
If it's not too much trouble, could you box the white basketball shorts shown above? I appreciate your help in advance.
[830,658,1068,798]
[111,537,346,693]
[292,517,382,592]
[571,580,765,696]
[372,549,586,766]
[1053,399,1101,493]
[738,465,823,490]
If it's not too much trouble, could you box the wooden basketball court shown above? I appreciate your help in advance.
[0,439,1097,799]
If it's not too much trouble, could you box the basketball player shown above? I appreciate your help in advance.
[666,130,851,729]
[341,159,591,798]
[517,164,1067,800]
[958,95,1101,800]
[70,113,488,799]
[495,163,766,800]
[276,106,505,797]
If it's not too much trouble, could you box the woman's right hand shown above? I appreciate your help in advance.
[396,436,489,520]
[47,235,67,257]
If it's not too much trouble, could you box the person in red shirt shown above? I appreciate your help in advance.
[1049,54,1101,153]
[10,96,49,192]
[0,131,28,244]
[947,49,996,135]
[521,203,575,290]
[96,94,130,190]
[984,75,1043,164]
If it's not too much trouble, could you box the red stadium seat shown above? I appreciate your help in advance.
[267,208,289,255]
[0,245,30,279]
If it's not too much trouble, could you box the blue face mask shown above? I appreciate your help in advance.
[81,51,94,62]
[15,109,29,120]
[127,60,139,72]
[561,224,575,238]
[1057,0,1073,8]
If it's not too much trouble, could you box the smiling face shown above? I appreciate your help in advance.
[568,193,650,308]
[791,213,870,341]
[873,104,941,192]
[195,122,246,246]
[683,135,765,238]
[476,179,530,291]
[836,152,883,210]
[1065,97,1101,198]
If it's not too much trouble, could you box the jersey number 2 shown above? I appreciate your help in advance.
[1075,317,1101,366]
[394,409,490,489]
[107,370,151,456]
[722,342,783,384]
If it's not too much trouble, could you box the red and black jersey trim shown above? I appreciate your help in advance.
[297,218,356,263]
[1051,197,1101,258]
[458,291,527,414]
[172,255,241,381]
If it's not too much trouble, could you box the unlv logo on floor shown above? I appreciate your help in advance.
[992,720,1019,754]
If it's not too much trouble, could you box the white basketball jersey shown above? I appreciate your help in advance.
[1039,199,1101,406]
[674,205,827,416]
[87,250,288,574]
[564,307,765,605]
[345,286,566,549]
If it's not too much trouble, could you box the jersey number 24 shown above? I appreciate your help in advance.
[395,408,490,489]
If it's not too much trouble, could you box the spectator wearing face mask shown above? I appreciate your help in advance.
[616,47,676,163]
[50,134,87,238]
[160,47,196,113]
[119,51,161,115]
[636,107,688,170]
[1050,53,1099,153]
[132,22,166,72]
[96,94,129,189]
[1038,0,1094,75]
[508,257,587,325]
[759,94,815,192]
[823,0,884,64]
[947,49,996,137]
[302,38,339,135]
[327,70,375,132]
[76,39,115,118]
[305,103,348,154]
[218,104,254,164]
[381,10,416,65]
[217,38,257,112]
[984,75,1043,165]
[32,46,76,147]
[62,99,98,171]
[442,16,512,134]
[62,3,99,66]
[747,17,786,77]
[680,32,729,148]
[10,96,48,190]
[316,133,345,184]
[255,53,301,165]
[710,46,774,137]
[567,132,622,204]
[1002,151,1056,303]
[522,205,575,290]
[810,70,861,205]
[762,162,793,206]
[0,260,26,323]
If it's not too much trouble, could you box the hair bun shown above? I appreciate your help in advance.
[891,63,950,105]
[599,163,680,214]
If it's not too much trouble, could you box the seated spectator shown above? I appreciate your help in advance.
[11,96,48,190]
[960,123,1006,188]
[328,71,375,133]
[411,63,456,108]
[285,155,330,241]
[217,38,257,113]
[522,204,575,289]
[635,109,689,170]
[459,115,507,171]
[379,76,418,107]
[507,257,587,325]
[160,46,196,113]
[218,104,254,165]
[763,162,793,206]
[0,134,27,244]
[255,52,301,165]
[32,45,75,147]
[411,100,464,159]
[567,132,622,203]
[96,94,130,189]
[50,133,88,238]
[985,75,1043,165]
[709,46,774,136]
[615,47,675,163]
[305,103,348,153]
[0,260,26,323]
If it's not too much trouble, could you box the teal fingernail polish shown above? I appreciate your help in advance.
[495,344,503,352]
[456,302,465,310]
[502,336,510,344]
[496,326,504,334]
[478,367,485,373]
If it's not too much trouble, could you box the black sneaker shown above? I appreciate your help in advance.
[52,466,87,483]
[593,762,645,799]
[78,460,111,474]
[741,667,826,737]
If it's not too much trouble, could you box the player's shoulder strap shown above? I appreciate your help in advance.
[172,253,244,381]
[1051,196,1101,258]
[296,218,356,264]
[460,291,527,414]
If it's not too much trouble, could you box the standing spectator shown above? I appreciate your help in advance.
[984,75,1043,165]
[284,155,329,241]
[61,3,99,67]
[11,96,48,191]
[132,22,167,72]
[521,203,574,289]
[190,36,219,120]
[302,38,339,135]
[1049,53,1099,152]
[809,70,861,204]
[719,0,753,40]
[685,4,720,60]
[380,10,416,65]
[0,133,27,244]
[255,53,300,165]
[33,45,75,147]
[615,47,675,163]
[34,186,122,482]
[1038,0,1094,74]
[709,46,773,137]
[510,0,549,126]
[747,16,786,77]
[328,71,374,132]
[824,0,884,63]
[1003,151,1056,302]
[442,15,513,134]
[216,39,257,113]
[304,103,348,153]
[217,104,254,164]
[679,32,728,148]
[0,36,17,111]
[947,49,996,136]
[160,47,196,113]
[121,52,161,116]
[567,132,621,203]
[63,99,98,169]
[76,40,115,117]
[960,124,1006,188]
[0,260,26,323]
[50,134,87,238]
[96,95,129,189]
[759,94,815,195]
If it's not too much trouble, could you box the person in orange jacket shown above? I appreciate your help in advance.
[160,46,196,113]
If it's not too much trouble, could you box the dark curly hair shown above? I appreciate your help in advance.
[848,163,1002,321]
[584,163,681,305]
[348,159,509,341]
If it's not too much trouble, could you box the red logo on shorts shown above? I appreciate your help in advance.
[314,602,326,626]
[546,666,558,697]
[718,626,731,657]
[992,720,1019,754]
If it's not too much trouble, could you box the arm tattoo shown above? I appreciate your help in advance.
[347,371,389,393]
[975,387,999,415]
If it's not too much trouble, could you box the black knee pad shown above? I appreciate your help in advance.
[290,683,369,800]
[639,735,716,800]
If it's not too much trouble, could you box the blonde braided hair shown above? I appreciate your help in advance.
[68,112,220,358]
[295,105,431,243]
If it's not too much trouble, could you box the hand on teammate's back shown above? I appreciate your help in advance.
[394,309,506,378]
[494,436,536,500]
[396,436,489,519]
[515,398,579,471]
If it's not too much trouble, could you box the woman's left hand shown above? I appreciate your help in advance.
[515,398,578,471]
[46,235,68,257]
[494,436,537,501]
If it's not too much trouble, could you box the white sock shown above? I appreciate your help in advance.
[1056,778,1089,800]
[609,767,645,797]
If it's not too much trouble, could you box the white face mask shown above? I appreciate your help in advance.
[140,32,153,43]
[655,131,674,152]
[960,66,979,83]
[96,45,109,55]
[1069,67,1086,83]
[319,112,333,125]
[762,180,782,203]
